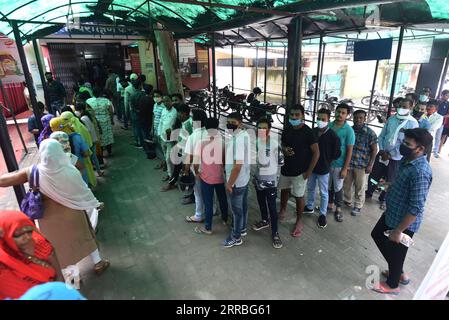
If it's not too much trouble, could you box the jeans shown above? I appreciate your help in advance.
[255,187,278,236]
[130,110,139,145]
[117,96,124,122]
[328,167,344,208]
[306,173,329,216]
[230,184,249,239]
[193,176,205,220]
[433,125,444,155]
[201,180,228,231]
[371,214,414,289]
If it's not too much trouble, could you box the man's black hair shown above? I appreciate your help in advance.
[393,97,404,105]
[205,117,219,130]
[177,103,190,115]
[256,117,272,128]
[37,101,45,113]
[353,109,367,117]
[132,79,142,89]
[290,104,305,115]
[93,87,103,98]
[228,111,243,122]
[253,87,262,95]
[336,103,352,114]
[140,74,146,82]
[442,89,449,96]
[153,89,163,96]
[145,84,154,95]
[317,108,331,118]
[427,99,439,107]
[403,128,433,150]
[402,98,414,107]
[192,109,207,124]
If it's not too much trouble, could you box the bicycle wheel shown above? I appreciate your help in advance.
[361,96,372,106]
[218,98,230,113]
[275,105,285,125]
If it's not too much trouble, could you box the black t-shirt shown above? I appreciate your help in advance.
[312,127,342,175]
[281,124,317,176]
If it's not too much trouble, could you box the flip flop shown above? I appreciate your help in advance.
[372,282,400,295]
[381,270,410,285]
[185,215,204,223]
[291,227,302,238]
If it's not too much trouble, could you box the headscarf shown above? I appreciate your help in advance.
[49,117,69,134]
[19,282,86,300]
[37,139,100,210]
[37,114,55,146]
[60,111,93,148]
[49,131,71,153]
[0,211,56,298]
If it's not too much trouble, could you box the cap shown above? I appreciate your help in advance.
[130,73,138,81]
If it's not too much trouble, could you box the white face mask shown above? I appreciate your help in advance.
[74,111,82,117]
[316,120,328,129]
[397,108,410,116]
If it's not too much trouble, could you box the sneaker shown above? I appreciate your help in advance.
[272,233,283,249]
[344,201,352,207]
[379,201,386,210]
[318,215,327,228]
[241,229,248,237]
[162,176,170,182]
[434,153,440,158]
[351,207,361,216]
[160,184,176,192]
[334,210,343,222]
[194,226,212,235]
[181,197,195,205]
[303,206,314,214]
[223,236,243,248]
[252,220,270,231]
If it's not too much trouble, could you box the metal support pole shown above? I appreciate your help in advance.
[0,80,27,154]
[11,21,43,131]
[32,38,50,109]
[312,35,324,128]
[176,40,180,68]
[297,19,303,103]
[368,60,380,116]
[231,44,234,90]
[281,45,286,105]
[264,40,268,103]
[0,109,27,206]
[387,26,405,118]
[207,45,211,90]
[211,33,217,118]
[255,46,258,87]
[152,41,159,89]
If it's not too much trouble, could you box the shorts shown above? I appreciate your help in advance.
[443,127,449,136]
[278,174,307,198]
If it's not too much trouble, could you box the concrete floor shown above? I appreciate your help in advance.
[1,121,449,300]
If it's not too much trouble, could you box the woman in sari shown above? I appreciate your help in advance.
[0,140,110,279]
[0,210,64,299]
[37,114,55,146]
[86,87,114,157]
[50,117,97,188]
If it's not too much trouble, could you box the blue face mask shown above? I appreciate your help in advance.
[289,118,302,126]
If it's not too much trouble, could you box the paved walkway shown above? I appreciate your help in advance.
[1,122,449,300]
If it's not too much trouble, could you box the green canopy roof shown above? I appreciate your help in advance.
[0,0,449,43]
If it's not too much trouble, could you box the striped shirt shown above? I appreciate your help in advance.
[153,103,165,136]
[350,124,377,169]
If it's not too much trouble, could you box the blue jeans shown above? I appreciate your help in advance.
[201,180,228,231]
[230,184,249,239]
[306,173,329,216]
[433,125,444,155]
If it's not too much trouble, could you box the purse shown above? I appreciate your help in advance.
[20,165,44,220]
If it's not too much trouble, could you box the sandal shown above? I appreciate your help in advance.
[194,226,212,235]
[185,215,204,223]
[94,260,110,275]
[372,281,400,295]
[381,270,410,285]
[291,224,303,238]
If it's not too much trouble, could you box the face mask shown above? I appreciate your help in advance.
[289,118,302,126]
[397,108,410,116]
[227,123,238,131]
[316,120,328,129]
[419,95,429,103]
[74,111,82,117]
[399,143,417,159]
[413,110,424,119]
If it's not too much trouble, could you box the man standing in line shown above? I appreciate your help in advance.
[431,90,449,158]
[343,110,378,216]
[366,99,418,209]
[45,72,66,115]
[159,96,178,182]
[223,112,251,247]
[306,75,317,114]
[304,108,341,229]
[278,104,319,237]
[123,73,139,130]
[371,128,432,295]
[426,99,444,157]
[327,103,355,222]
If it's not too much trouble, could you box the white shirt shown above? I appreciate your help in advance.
[225,129,251,188]
[80,115,98,143]
[158,107,177,141]
[428,112,444,137]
